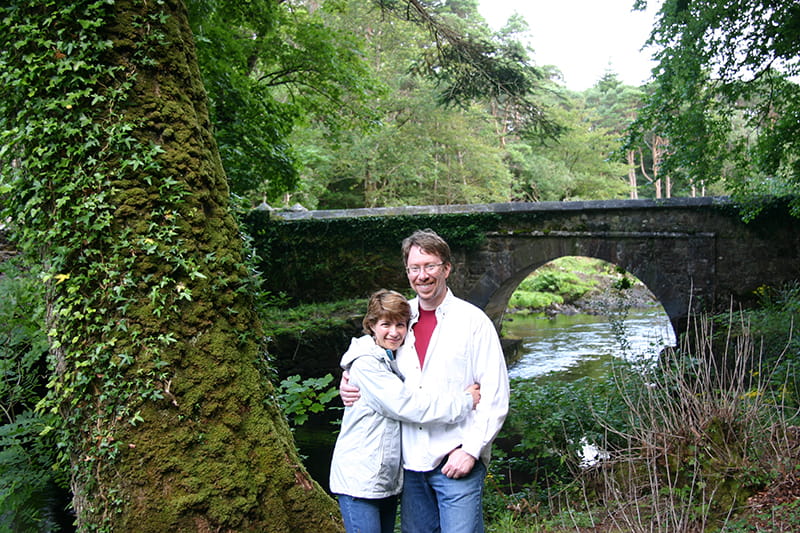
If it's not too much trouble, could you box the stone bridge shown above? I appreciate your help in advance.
[266,197,799,338]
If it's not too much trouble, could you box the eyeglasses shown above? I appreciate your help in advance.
[405,263,444,275]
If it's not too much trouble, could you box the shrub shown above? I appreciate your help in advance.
[589,312,797,531]
[508,290,561,311]
[0,259,67,531]
[509,257,603,313]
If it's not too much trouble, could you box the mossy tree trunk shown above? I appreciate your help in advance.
[1,0,342,530]
[88,1,342,530]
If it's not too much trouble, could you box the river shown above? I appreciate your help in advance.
[502,307,676,382]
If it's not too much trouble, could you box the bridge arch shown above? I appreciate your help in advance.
[456,231,713,338]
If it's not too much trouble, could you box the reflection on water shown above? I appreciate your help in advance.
[502,308,676,381]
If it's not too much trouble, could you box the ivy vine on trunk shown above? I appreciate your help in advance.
[0,0,342,531]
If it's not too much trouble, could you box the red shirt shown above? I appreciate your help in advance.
[413,308,437,368]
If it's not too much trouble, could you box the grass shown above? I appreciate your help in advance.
[261,298,366,338]
[507,257,632,314]
[485,295,800,532]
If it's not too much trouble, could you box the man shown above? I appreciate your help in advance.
[341,228,509,532]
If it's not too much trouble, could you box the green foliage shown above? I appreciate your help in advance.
[496,378,591,484]
[287,1,518,210]
[509,82,631,202]
[376,1,561,139]
[507,257,599,312]
[0,2,146,526]
[0,260,47,419]
[189,0,383,202]
[508,290,561,311]
[634,0,800,215]
[722,282,800,408]
[519,271,590,301]
[276,374,339,427]
[262,299,365,339]
[487,281,800,531]
[0,412,64,533]
[725,498,800,533]
[0,2,217,528]
[189,0,664,209]
[0,260,65,531]
[487,296,800,531]
[244,209,500,305]
[488,371,633,513]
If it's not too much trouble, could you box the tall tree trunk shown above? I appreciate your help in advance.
[652,135,668,199]
[100,2,341,530]
[626,149,638,199]
[640,135,667,199]
[8,0,343,530]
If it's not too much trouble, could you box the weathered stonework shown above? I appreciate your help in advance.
[269,197,800,338]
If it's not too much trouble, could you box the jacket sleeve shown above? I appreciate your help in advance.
[350,356,473,425]
[459,314,510,462]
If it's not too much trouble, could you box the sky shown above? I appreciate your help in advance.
[477,0,663,91]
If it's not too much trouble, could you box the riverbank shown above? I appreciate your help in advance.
[506,256,661,318]
[487,283,800,533]
[544,275,659,316]
[264,258,663,380]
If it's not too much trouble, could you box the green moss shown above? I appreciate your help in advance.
[262,299,365,336]
[0,0,344,529]
[244,210,501,304]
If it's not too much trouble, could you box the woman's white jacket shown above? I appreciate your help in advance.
[329,335,473,498]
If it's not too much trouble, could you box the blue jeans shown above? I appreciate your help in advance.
[400,460,486,533]
[337,494,398,533]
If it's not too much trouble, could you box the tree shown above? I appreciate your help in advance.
[479,13,563,149]
[289,0,515,208]
[507,84,630,202]
[188,0,382,205]
[371,0,561,139]
[584,72,646,199]
[0,1,341,530]
[634,0,800,216]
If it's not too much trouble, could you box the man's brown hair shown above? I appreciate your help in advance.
[401,228,452,267]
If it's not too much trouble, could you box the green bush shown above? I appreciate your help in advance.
[489,373,631,500]
[508,290,561,311]
[738,282,800,408]
[0,259,66,531]
[276,374,340,427]
[510,258,599,312]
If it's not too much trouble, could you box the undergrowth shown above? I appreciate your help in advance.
[486,283,799,532]
[508,257,623,314]
[261,298,366,339]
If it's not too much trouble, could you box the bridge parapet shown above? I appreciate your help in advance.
[248,196,799,338]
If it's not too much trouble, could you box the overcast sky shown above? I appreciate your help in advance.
[477,0,663,91]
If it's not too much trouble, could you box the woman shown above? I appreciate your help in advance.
[329,289,480,533]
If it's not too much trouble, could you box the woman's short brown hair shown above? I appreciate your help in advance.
[363,289,411,335]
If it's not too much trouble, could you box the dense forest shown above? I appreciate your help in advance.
[1,0,799,531]
[191,0,799,214]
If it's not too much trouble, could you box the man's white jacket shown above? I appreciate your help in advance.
[397,289,510,472]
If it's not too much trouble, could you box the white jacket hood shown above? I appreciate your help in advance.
[340,334,385,369]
